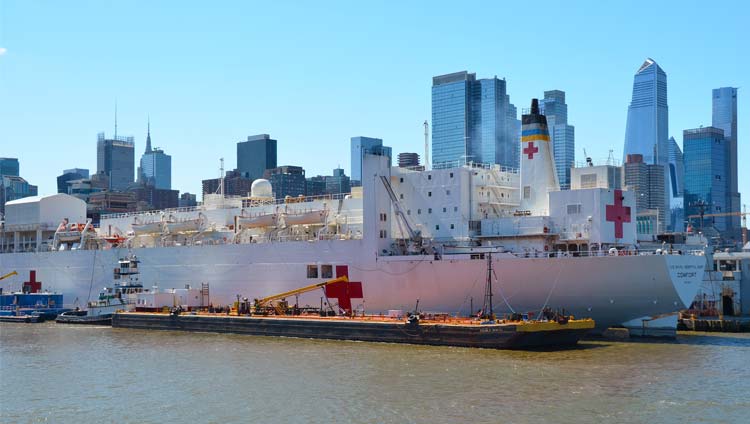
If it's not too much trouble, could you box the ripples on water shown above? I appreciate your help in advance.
[1,324,749,424]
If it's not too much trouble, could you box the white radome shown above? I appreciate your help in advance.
[251,179,273,198]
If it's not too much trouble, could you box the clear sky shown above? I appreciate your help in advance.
[1,0,748,203]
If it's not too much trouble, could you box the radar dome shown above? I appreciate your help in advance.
[251,179,273,198]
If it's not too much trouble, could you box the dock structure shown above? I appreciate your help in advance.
[112,312,594,350]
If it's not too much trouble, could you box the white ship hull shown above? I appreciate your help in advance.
[0,241,705,332]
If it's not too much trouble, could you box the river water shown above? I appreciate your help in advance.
[1,323,748,423]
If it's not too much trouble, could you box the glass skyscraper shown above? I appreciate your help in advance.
[97,132,135,191]
[540,90,575,190]
[237,134,277,181]
[623,58,670,229]
[684,127,728,235]
[712,87,741,239]
[431,71,519,169]
[350,136,391,186]
[139,122,172,190]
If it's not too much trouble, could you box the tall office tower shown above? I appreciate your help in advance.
[201,170,253,199]
[325,168,351,195]
[623,58,670,230]
[667,137,685,231]
[712,87,741,240]
[56,168,90,193]
[623,154,666,235]
[667,137,684,197]
[0,158,20,177]
[97,132,135,191]
[540,90,576,189]
[683,127,729,237]
[265,165,306,199]
[179,192,197,208]
[431,71,518,169]
[397,152,420,168]
[350,136,391,186]
[138,121,172,189]
[237,134,277,180]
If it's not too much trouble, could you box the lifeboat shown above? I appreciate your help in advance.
[132,219,164,235]
[284,210,326,226]
[236,213,278,229]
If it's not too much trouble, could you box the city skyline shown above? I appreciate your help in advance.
[1,1,748,203]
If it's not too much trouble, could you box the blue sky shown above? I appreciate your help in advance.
[1,0,748,202]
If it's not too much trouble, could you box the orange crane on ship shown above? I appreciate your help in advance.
[250,275,349,315]
[687,204,748,244]
[0,271,18,282]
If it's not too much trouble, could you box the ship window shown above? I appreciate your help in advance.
[428,174,432,180]
[443,207,447,213]
[399,193,404,199]
[321,265,333,279]
[450,172,454,178]
[307,265,318,278]
[428,208,432,214]
[454,206,458,212]
[567,204,582,215]
[446,189,450,195]
[523,186,531,199]
[417,209,421,214]
[450,224,455,229]
[428,191,432,197]
[400,177,404,183]
[436,225,440,230]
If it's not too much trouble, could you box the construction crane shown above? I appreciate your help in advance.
[252,275,349,314]
[0,271,18,282]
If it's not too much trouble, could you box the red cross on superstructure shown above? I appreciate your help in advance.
[523,142,539,159]
[606,190,631,239]
[23,270,42,294]
[324,266,363,314]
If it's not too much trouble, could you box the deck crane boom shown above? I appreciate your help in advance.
[252,275,349,312]
[0,271,18,282]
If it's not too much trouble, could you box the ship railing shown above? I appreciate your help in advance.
[506,248,705,259]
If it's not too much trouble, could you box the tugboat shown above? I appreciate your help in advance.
[0,270,68,322]
[57,256,144,325]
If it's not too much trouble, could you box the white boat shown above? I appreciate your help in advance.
[1,102,706,336]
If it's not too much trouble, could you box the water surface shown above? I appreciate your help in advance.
[1,324,748,423]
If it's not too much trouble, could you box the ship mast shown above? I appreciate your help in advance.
[482,253,494,321]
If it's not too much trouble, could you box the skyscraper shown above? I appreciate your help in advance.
[540,90,575,190]
[684,127,729,236]
[0,158,20,177]
[138,121,172,189]
[712,87,741,239]
[431,71,519,169]
[623,58,670,229]
[623,154,666,235]
[667,137,684,198]
[350,136,391,186]
[237,134,277,180]
[57,168,90,193]
[265,165,306,199]
[0,158,38,215]
[96,132,135,191]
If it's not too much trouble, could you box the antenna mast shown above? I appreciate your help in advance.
[219,158,225,198]
[482,253,495,321]
[423,120,430,170]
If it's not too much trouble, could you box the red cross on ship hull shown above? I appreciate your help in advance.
[324,266,363,314]
[606,190,632,239]
[23,270,42,294]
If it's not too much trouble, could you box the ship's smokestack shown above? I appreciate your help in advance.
[520,98,559,215]
[530,98,540,115]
